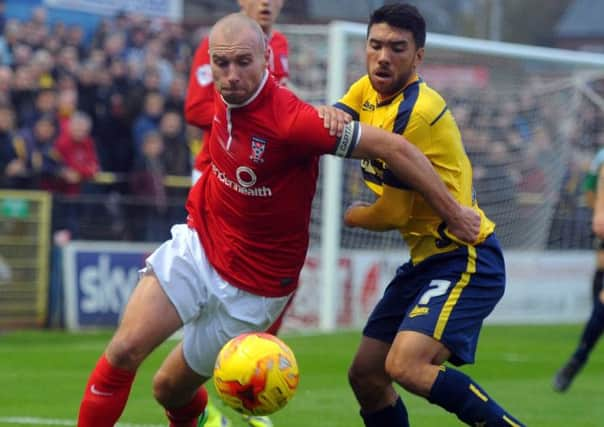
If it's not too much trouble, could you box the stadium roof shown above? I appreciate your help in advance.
[555,0,604,38]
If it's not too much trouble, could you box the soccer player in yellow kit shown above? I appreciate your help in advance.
[553,143,604,392]
[332,4,525,426]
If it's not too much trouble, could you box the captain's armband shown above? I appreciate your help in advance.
[333,121,361,158]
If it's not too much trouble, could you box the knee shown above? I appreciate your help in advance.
[385,354,421,394]
[105,336,147,371]
[347,361,366,392]
[348,359,387,396]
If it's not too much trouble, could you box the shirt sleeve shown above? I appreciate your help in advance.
[346,184,414,230]
[184,37,214,130]
[285,96,338,156]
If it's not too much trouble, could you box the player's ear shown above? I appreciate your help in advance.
[415,47,425,66]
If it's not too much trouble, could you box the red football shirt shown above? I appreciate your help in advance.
[186,73,339,297]
[185,30,289,172]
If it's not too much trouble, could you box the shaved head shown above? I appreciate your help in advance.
[208,13,269,104]
[209,13,266,54]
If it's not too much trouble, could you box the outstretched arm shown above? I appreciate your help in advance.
[340,122,480,243]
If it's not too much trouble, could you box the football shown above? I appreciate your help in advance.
[213,332,300,416]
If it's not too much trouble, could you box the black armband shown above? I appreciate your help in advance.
[334,121,361,158]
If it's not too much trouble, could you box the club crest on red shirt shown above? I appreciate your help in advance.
[250,136,267,163]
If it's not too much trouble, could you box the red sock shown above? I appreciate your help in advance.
[77,354,136,427]
[165,386,209,427]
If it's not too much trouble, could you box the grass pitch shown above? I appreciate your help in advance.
[1,325,603,426]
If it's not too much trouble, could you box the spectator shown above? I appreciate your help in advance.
[132,91,164,153]
[130,130,167,242]
[159,110,189,176]
[19,114,60,190]
[22,88,58,129]
[0,104,26,188]
[54,111,99,195]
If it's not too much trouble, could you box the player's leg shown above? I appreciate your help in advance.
[553,255,604,392]
[77,272,183,426]
[394,235,524,426]
[153,341,210,427]
[388,330,524,426]
[349,336,409,427]
[348,265,420,427]
[178,268,291,427]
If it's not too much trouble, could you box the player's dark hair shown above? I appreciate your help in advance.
[368,3,426,48]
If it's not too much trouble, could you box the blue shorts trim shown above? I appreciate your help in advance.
[363,234,505,365]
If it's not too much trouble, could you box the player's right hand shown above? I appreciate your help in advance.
[316,105,352,137]
[446,205,481,244]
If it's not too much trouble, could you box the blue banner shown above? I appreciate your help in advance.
[62,241,157,330]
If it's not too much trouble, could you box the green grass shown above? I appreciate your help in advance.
[0,325,603,426]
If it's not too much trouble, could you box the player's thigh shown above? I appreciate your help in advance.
[183,281,290,378]
[350,335,392,381]
[107,273,182,367]
[362,265,422,345]
[388,330,450,368]
[401,235,505,366]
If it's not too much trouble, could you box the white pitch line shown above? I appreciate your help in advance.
[0,417,164,427]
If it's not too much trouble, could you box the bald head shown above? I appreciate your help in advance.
[208,13,269,104]
[209,13,266,54]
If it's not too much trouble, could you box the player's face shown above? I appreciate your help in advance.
[210,29,268,104]
[366,23,424,98]
[239,0,283,34]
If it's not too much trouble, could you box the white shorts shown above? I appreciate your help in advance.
[144,224,291,377]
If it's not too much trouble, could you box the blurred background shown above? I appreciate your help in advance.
[0,0,603,332]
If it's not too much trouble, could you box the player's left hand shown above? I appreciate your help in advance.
[446,206,481,244]
[316,105,352,137]
[343,201,371,227]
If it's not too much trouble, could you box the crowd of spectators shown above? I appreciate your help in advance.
[0,7,603,248]
[0,7,198,240]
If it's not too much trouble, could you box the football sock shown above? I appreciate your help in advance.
[572,298,604,364]
[77,354,136,427]
[591,269,604,302]
[360,396,409,427]
[428,366,525,426]
[165,386,208,427]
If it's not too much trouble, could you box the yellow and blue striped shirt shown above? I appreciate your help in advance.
[336,74,495,264]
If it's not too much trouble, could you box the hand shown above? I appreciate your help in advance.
[446,205,481,244]
[61,168,81,183]
[344,200,371,227]
[5,159,26,176]
[593,212,604,238]
[316,105,352,137]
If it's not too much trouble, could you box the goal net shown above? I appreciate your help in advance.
[279,22,604,330]
[283,22,604,252]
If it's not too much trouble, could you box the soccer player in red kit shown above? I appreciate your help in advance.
[186,0,288,183]
[185,3,288,425]
[77,13,481,427]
